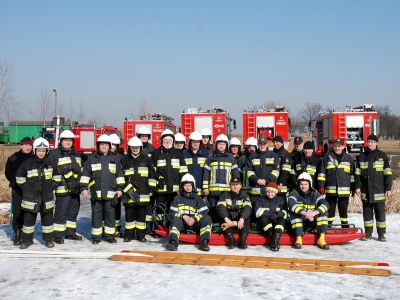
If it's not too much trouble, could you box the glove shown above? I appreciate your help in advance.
[126,188,140,204]
[111,193,119,207]
[318,188,325,195]
[157,178,165,189]
[220,221,238,231]
[120,193,130,204]
[270,213,278,222]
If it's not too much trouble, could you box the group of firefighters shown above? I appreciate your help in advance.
[5,127,392,251]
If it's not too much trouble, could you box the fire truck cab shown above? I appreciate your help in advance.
[312,104,379,156]
[180,106,236,144]
[242,105,290,149]
[123,113,176,151]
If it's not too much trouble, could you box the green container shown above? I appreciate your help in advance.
[8,121,71,144]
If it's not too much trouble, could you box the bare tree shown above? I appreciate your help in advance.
[0,58,20,123]
[376,105,398,139]
[299,102,322,129]
[76,101,86,124]
[37,86,53,126]
[289,115,308,136]
[138,100,148,118]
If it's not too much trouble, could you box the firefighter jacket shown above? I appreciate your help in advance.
[5,150,33,192]
[80,151,125,200]
[237,152,252,194]
[151,146,188,193]
[120,151,157,206]
[254,194,287,219]
[216,190,252,221]
[16,156,59,213]
[48,146,82,196]
[288,188,329,217]
[202,144,215,154]
[169,191,209,224]
[355,148,392,203]
[290,153,321,188]
[203,150,240,196]
[182,147,209,193]
[317,151,354,197]
[246,149,280,196]
[142,142,155,157]
[273,146,292,193]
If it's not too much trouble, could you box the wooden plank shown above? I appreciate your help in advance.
[122,250,389,267]
[109,254,391,277]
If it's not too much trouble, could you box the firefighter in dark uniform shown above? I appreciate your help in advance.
[291,136,304,161]
[182,131,209,196]
[290,141,321,188]
[216,177,252,249]
[246,136,280,211]
[317,138,354,228]
[80,134,125,244]
[137,126,155,157]
[120,137,157,242]
[5,136,33,245]
[203,134,240,224]
[254,182,287,251]
[16,138,60,249]
[200,128,215,154]
[355,135,392,242]
[109,133,124,237]
[229,137,242,164]
[237,137,257,195]
[288,172,330,250]
[151,129,188,225]
[48,130,83,244]
[273,135,293,197]
[174,133,187,151]
[166,174,212,251]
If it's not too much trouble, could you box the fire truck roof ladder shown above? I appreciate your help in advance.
[338,113,346,140]
[248,114,256,137]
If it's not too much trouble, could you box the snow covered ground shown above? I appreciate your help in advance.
[0,199,399,300]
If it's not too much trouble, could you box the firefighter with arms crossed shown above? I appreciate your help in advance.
[355,135,392,242]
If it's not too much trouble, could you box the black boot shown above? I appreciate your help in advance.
[270,230,282,251]
[166,240,178,251]
[226,232,237,249]
[238,234,248,249]
[13,230,21,246]
[199,239,210,251]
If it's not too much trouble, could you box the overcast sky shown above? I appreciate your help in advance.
[2,1,399,132]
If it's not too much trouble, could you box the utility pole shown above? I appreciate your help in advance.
[53,88,57,117]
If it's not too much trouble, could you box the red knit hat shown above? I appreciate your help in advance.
[20,137,33,145]
[266,182,279,193]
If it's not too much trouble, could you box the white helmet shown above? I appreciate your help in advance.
[200,128,212,137]
[136,126,151,138]
[297,172,313,188]
[245,137,258,147]
[97,134,111,147]
[188,131,202,142]
[215,134,229,145]
[59,130,75,141]
[33,137,50,154]
[161,129,175,141]
[174,133,186,143]
[229,137,241,147]
[109,133,120,146]
[127,136,143,147]
[180,173,196,190]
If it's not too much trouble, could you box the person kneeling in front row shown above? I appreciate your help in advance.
[166,174,212,252]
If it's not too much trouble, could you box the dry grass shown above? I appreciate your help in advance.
[0,213,10,225]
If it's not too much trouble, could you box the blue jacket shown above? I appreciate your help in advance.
[182,147,209,194]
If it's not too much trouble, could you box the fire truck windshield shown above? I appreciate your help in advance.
[35,132,55,140]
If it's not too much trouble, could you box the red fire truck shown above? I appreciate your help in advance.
[36,123,122,161]
[311,104,379,156]
[123,113,177,151]
[242,105,290,149]
[180,106,236,143]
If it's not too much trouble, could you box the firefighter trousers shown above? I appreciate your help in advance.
[326,196,349,227]
[113,198,122,233]
[207,195,221,224]
[362,201,386,235]
[257,215,286,237]
[124,205,146,239]
[53,194,81,238]
[289,211,329,237]
[145,194,156,232]
[169,215,212,244]
[91,199,115,242]
[11,190,24,231]
[221,216,251,238]
[22,205,54,243]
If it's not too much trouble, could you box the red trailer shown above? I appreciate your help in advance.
[312,104,379,156]
[180,106,236,143]
[243,105,290,149]
[123,113,176,151]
